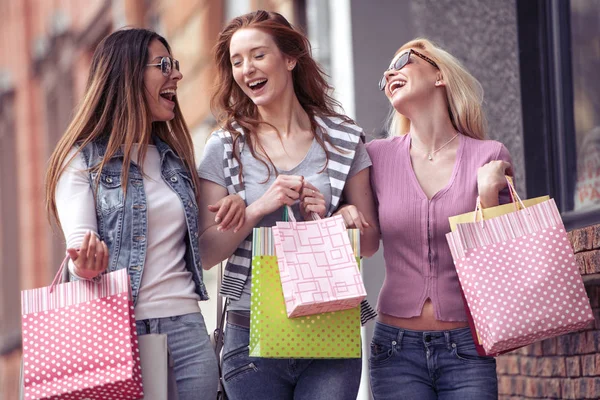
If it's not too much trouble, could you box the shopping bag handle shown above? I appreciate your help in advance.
[50,254,131,299]
[50,252,105,293]
[284,205,319,223]
[504,176,525,208]
[474,176,527,226]
[49,255,71,293]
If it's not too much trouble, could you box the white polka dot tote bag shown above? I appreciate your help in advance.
[445,181,594,356]
[20,259,144,399]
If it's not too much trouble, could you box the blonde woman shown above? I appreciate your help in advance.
[45,28,245,399]
[366,38,512,399]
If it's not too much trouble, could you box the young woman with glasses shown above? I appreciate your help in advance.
[45,28,245,399]
[366,38,513,399]
[197,10,380,400]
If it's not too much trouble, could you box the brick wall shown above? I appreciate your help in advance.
[497,225,600,400]
[572,226,600,276]
[0,3,298,399]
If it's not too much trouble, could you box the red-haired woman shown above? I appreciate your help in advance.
[197,10,379,400]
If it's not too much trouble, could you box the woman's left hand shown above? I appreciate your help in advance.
[477,160,512,208]
[299,182,327,220]
[207,194,246,233]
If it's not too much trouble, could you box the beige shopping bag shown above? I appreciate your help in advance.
[139,334,179,400]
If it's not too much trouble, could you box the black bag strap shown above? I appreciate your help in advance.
[214,261,228,400]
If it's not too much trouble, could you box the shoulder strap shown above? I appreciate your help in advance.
[214,261,227,358]
[214,261,228,399]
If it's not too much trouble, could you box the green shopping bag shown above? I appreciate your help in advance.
[249,227,362,358]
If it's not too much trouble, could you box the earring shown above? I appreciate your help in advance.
[435,80,442,86]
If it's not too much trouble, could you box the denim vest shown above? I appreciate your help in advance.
[79,136,209,305]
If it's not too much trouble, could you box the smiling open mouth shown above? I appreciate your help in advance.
[248,79,267,91]
[390,80,406,94]
[160,88,176,101]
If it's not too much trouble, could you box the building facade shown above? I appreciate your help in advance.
[1,1,598,399]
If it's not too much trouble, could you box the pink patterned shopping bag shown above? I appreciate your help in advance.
[20,259,144,399]
[446,193,594,356]
[272,207,366,318]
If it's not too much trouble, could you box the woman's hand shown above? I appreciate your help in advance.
[333,204,371,234]
[67,231,108,280]
[477,160,512,208]
[255,175,304,217]
[207,194,246,233]
[299,182,327,220]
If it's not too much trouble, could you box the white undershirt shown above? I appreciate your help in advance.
[56,145,200,320]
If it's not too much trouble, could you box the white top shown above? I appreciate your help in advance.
[56,145,200,320]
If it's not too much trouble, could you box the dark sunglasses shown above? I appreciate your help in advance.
[146,56,180,77]
[378,49,439,91]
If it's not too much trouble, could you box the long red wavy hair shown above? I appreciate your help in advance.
[211,10,351,178]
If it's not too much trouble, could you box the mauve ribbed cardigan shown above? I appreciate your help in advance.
[366,133,512,321]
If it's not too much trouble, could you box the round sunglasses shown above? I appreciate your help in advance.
[378,49,439,91]
[146,56,180,77]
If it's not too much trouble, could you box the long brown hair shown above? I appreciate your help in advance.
[46,28,200,232]
[211,10,351,178]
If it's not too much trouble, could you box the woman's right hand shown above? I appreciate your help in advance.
[207,194,246,233]
[255,175,304,217]
[477,160,513,208]
[67,231,109,280]
[333,204,371,234]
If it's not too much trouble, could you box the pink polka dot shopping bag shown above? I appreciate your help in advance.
[20,258,144,399]
[446,178,594,356]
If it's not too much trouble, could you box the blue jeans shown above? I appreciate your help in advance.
[136,312,219,400]
[222,323,362,400]
[369,322,498,400]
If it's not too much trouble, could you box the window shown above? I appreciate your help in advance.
[225,0,250,22]
[44,50,77,274]
[517,0,600,229]
[0,90,21,355]
[306,0,331,73]
[570,0,600,212]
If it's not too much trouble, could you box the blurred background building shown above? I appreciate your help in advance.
[1,0,599,399]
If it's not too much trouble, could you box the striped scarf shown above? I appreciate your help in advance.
[217,115,376,325]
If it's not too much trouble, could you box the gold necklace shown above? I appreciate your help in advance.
[410,133,459,161]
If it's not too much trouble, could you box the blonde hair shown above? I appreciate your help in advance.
[387,38,487,140]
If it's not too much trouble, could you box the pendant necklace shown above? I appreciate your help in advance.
[410,133,459,161]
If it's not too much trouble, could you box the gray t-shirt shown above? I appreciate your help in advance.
[198,132,372,311]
